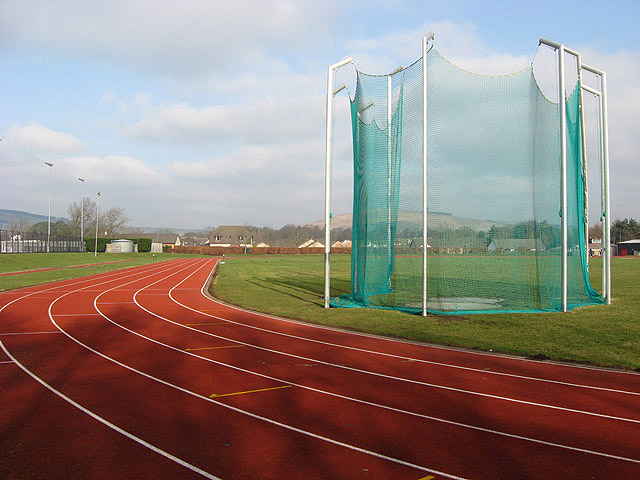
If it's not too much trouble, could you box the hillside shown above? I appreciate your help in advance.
[306,212,503,231]
[0,209,68,230]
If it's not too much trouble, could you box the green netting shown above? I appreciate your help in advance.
[332,48,604,314]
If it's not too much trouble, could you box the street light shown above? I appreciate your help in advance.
[44,162,54,253]
[94,192,101,257]
[78,178,85,246]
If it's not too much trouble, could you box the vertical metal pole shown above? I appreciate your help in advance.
[576,53,590,265]
[45,162,53,253]
[94,192,101,257]
[601,71,611,304]
[422,32,433,316]
[79,178,85,245]
[597,90,607,298]
[324,58,351,309]
[387,73,393,276]
[558,44,568,312]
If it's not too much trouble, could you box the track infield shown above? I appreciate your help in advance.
[1,257,639,479]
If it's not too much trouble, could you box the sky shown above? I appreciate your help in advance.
[1,0,638,230]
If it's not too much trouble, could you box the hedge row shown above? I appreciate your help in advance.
[84,237,153,253]
[171,246,352,256]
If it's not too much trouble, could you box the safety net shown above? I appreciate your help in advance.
[331,48,604,314]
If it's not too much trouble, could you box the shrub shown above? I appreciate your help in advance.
[85,237,109,252]
[137,237,152,252]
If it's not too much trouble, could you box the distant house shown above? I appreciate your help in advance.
[332,240,352,248]
[126,233,183,248]
[299,239,324,248]
[618,239,640,256]
[488,238,545,253]
[208,226,253,247]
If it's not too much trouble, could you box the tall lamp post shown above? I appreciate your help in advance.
[44,162,54,253]
[94,192,101,257]
[78,178,85,248]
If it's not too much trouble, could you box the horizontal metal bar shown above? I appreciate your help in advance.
[389,65,404,76]
[564,46,580,57]
[539,38,580,58]
[329,57,352,71]
[332,83,347,96]
[424,31,435,42]
[581,84,601,96]
[539,37,561,49]
[357,101,374,114]
[582,63,605,76]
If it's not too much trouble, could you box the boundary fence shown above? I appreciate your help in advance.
[0,230,85,253]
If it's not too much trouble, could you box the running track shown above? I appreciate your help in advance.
[1,257,639,479]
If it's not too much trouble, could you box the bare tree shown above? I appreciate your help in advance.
[9,218,32,232]
[100,206,129,238]
[67,197,97,237]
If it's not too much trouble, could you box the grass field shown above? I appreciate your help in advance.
[212,254,640,371]
[0,252,200,291]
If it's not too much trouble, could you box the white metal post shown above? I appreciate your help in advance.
[581,82,606,297]
[45,162,53,253]
[600,71,611,304]
[79,178,85,245]
[324,57,351,309]
[422,32,434,316]
[582,63,611,304]
[388,72,393,280]
[558,44,568,312]
[94,192,101,257]
[387,66,402,286]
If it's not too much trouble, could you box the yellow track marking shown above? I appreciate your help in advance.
[418,476,436,480]
[210,385,292,398]
[184,345,244,352]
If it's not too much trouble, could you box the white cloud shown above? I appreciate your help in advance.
[8,123,86,155]
[0,0,340,78]
[117,95,324,145]
[170,140,322,179]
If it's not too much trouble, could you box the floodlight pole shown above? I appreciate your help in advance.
[44,162,54,253]
[79,178,85,246]
[324,57,352,309]
[422,31,434,317]
[94,192,101,257]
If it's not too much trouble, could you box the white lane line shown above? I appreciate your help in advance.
[148,266,640,425]
[1,259,219,478]
[0,340,222,480]
[126,260,640,465]
[187,265,640,397]
[49,258,466,480]
[1,360,14,364]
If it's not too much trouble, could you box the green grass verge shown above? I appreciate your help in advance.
[0,252,203,291]
[212,254,640,371]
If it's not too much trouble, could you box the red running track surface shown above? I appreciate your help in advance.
[1,257,639,479]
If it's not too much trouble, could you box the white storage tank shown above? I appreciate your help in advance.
[110,239,134,253]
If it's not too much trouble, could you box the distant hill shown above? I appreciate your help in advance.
[306,212,504,231]
[0,209,68,230]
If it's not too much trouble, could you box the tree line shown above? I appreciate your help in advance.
[8,197,129,239]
